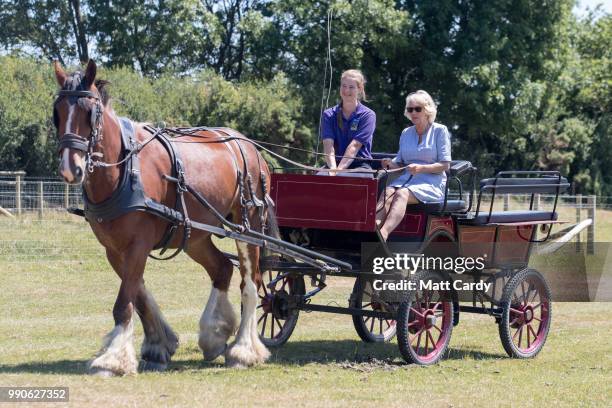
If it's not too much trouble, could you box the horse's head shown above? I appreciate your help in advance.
[53,60,107,184]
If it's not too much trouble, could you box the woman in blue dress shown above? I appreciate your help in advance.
[376,90,452,241]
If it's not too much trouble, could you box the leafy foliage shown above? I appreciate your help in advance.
[0,57,312,175]
[0,1,609,193]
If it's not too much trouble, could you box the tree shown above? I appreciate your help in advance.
[0,0,89,64]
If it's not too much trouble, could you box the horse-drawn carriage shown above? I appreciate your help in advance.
[53,60,569,373]
[255,160,568,365]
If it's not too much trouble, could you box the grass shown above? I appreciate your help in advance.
[0,213,610,407]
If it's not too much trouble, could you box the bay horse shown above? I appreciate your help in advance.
[53,60,272,375]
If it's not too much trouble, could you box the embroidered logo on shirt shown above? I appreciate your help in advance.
[350,118,360,131]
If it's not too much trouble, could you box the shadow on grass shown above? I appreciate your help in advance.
[0,359,89,374]
[0,341,504,374]
[172,340,505,371]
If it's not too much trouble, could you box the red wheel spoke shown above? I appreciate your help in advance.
[407,321,418,327]
[275,317,283,333]
[510,307,523,315]
[260,313,268,337]
[433,324,442,334]
[369,315,375,332]
[528,323,538,341]
[281,279,288,291]
[258,313,266,324]
[413,327,424,348]
[362,302,373,309]
[526,324,531,348]
[410,307,424,317]
[533,316,542,322]
[427,330,436,351]
[517,325,523,348]
[432,302,441,312]
[261,283,269,296]
[270,315,275,338]
[424,329,429,355]
[527,283,537,303]
[520,281,527,305]
[385,319,392,328]
[532,302,542,310]
[512,326,520,340]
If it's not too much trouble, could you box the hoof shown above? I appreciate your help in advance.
[202,343,227,362]
[140,360,168,372]
[225,343,260,368]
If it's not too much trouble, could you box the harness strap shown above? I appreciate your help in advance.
[58,133,89,153]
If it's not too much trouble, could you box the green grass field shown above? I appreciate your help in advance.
[0,213,610,407]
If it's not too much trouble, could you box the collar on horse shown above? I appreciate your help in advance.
[75,117,190,260]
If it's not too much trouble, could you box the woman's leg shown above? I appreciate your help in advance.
[376,187,397,226]
[379,188,419,241]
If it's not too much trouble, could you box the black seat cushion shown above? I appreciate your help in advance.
[406,200,466,214]
[459,210,558,225]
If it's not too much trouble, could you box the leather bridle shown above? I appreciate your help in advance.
[54,89,104,173]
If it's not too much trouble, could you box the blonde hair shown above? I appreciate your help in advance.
[405,90,437,123]
[341,69,367,101]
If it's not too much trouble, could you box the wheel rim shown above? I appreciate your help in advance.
[257,269,295,343]
[406,289,452,364]
[361,291,396,339]
[507,275,550,354]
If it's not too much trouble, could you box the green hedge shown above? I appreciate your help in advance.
[0,57,313,176]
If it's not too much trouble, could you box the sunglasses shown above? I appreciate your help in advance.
[406,106,422,113]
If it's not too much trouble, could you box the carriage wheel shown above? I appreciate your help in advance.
[256,268,305,347]
[397,270,453,365]
[498,268,551,358]
[350,278,396,343]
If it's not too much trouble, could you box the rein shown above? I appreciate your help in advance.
[160,127,411,175]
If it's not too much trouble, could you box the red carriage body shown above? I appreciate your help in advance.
[260,161,568,364]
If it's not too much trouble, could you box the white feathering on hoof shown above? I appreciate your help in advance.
[89,318,137,376]
[199,288,237,361]
[226,242,269,367]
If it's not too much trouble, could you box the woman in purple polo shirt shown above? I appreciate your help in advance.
[320,69,376,177]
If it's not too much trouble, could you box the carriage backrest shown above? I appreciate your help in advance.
[479,176,569,195]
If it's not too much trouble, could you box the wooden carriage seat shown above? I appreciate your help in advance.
[458,176,568,225]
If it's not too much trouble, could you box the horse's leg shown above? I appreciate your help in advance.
[187,236,237,361]
[225,241,270,368]
[136,287,179,371]
[104,248,179,371]
[89,245,149,376]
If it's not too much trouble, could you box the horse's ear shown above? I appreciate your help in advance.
[54,61,67,87]
[83,59,97,89]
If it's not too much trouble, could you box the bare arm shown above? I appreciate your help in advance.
[407,162,450,175]
[337,139,363,170]
[322,139,337,172]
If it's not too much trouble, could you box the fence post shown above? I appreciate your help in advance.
[38,181,44,218]
[64,183,70,208]
[587,195,595,255]
[576,194,582,253]
[503,194,509,211]
[16,173,22,216]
